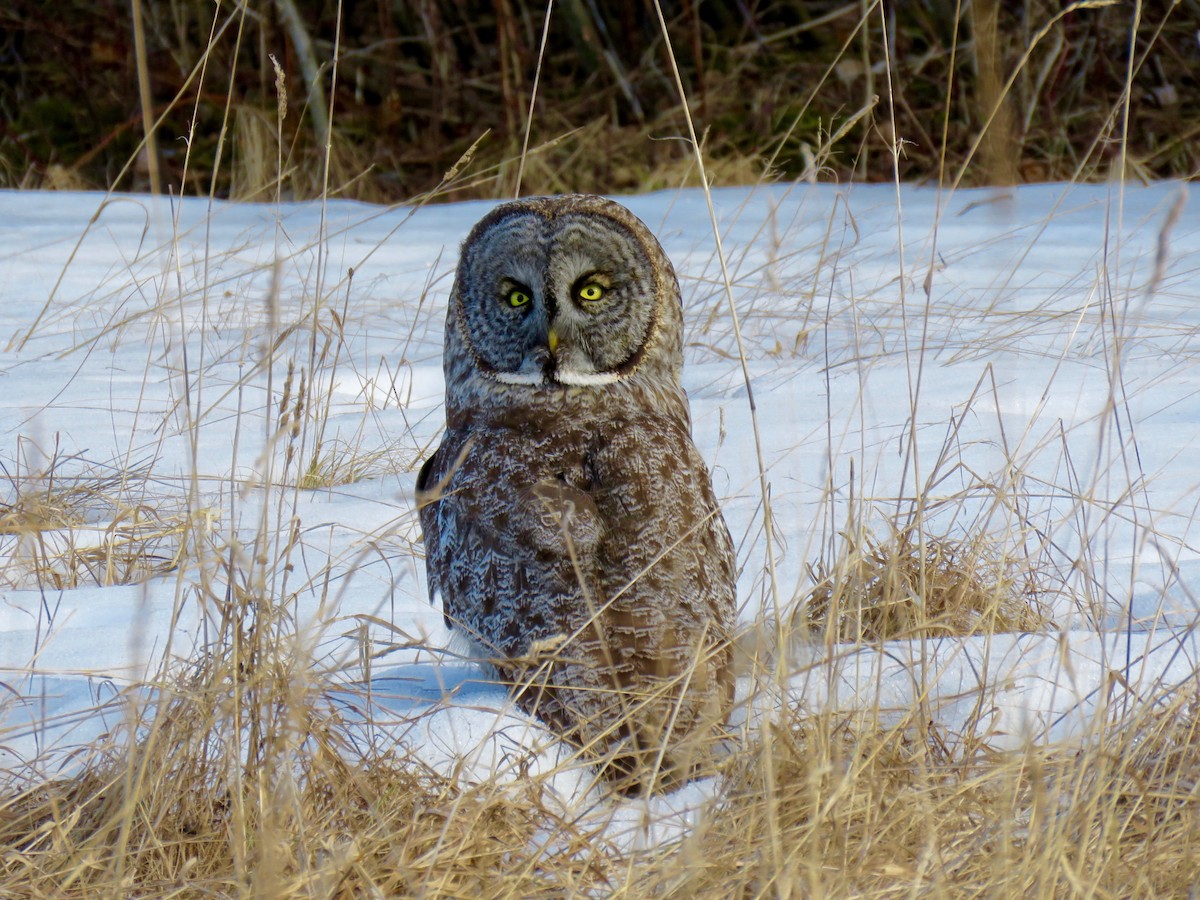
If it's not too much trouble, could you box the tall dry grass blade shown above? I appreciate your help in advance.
[650,0,782,624]
[514,0,556,199]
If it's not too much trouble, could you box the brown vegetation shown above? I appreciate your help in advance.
[2,1,1198,200]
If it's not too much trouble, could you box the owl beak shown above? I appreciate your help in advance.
[547,328,560,355]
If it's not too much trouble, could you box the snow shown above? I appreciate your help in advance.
[1,181,1198,843]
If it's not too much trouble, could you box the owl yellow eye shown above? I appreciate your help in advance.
[577,283,605,302]
[507,288,531,308]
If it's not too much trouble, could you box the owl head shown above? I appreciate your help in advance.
[442,194,686,419]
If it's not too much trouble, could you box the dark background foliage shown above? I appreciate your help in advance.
[2,1,1197,200]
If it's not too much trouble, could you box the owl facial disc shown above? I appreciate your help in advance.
[454,199,664,390]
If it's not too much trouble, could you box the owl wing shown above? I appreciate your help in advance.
[579,414,737,756]
[589,414,736,636]
[416,427,603,658]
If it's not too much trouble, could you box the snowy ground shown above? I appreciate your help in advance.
[1,182,1198,841]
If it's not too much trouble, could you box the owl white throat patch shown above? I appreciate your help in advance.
[494,368,623,387]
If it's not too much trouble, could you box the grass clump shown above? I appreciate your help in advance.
[5,669,1200,895]
[0,463,590,896]
[627,693,1200,896]
[804,523,1054,643]
[295,436,417,491]
[0,441,213,589]
[0,685,583,896]
[0,498,616,899]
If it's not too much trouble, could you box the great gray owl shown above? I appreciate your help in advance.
[416,194,736,792]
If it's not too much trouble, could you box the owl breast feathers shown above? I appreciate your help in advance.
[416,194,736,792]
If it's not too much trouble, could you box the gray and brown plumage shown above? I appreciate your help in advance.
[416,194,736,791]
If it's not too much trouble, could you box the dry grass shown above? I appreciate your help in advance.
[0,667,601,896]
[629,693,1200,896]
[804,524,1054,643]
[4,2,1198,198]
[4,665,1199,895]
[1,1,1198,897]
[0,441,214,589]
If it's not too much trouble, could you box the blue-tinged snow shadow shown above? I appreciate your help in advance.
[359,660,506,713]
[0,674,138,778]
